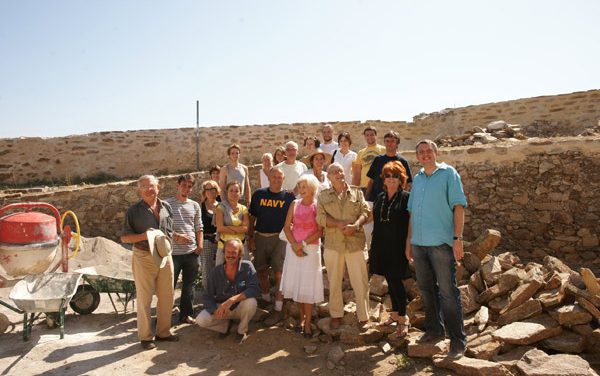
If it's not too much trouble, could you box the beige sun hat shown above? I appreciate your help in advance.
[301,148,332,166]
[147,229,172,268]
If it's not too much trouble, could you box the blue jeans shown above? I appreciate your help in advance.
[173,253,199,319]
[412,244,466,350]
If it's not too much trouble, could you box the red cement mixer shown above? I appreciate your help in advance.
[0,202,81,340]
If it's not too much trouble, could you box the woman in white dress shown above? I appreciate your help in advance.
[332,132,357,184]
[280,174,324,337]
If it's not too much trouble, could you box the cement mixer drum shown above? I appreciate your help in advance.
[0,205,61,277]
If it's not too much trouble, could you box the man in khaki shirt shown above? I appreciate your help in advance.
[317,163,371,330]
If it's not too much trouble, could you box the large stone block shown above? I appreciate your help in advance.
[481,256,503,285]
[466,334,503,360]
[580,267,600,295]
[498,299,542,325]
[407,333,448,358]
[460,284,481,314]
[515,348,597,376]
[368,274,388,296]
[551,304,593,327]
[535,288,564,309]
[500,279,543,315]
[492,314,562,345]
[540,330,586,353]
[433,354,511,376]
[474,305,489,332]
[469,219,498,242]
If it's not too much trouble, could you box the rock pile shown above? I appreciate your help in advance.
[409,228,600,375]
[269,228,600,375]
[436,120,527,147]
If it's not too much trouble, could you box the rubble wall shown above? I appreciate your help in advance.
[1,90,598,185]
[1,137,599,271]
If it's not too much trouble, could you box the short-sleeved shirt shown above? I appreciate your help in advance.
[407,162,467,247]
[320,142,338,155]
[275,161,308,192]
[354,144,386,188]
[332,149,357,184]
[166,197,203,255]
[249,188,295,233]
[316,185,371,253]
[366,154,413,201]
[122,199,174,250]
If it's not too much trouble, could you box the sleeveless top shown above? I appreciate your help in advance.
[201,202,217,235]
[225,164,247,198]
[292,200,320,245]
[216,200,248,248]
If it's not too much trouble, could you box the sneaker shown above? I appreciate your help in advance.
[263,310,283,327]
[416,332,445,343]
[155,334,179,342]
[141,340,156,350]
[179,316,196,325]
[236,332,249,344]
[447,347,466,359]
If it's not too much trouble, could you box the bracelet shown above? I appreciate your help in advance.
[453,235,463,241]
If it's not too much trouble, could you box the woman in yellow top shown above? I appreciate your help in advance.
[215,181,249,265]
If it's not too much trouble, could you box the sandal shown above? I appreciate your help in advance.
[378,312,399,327]
[396,316,410,338]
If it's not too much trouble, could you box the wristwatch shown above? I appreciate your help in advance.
[453,235,463,241]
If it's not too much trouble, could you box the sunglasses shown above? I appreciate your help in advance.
[205,188,218,192]
[384,174,401,179]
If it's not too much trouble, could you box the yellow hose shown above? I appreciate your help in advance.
[60,210,81,259]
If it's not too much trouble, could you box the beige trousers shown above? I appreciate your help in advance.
[132,247,174,341]
[195,298,257,335]
[324,248,370,322]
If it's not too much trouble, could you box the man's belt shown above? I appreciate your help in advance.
[255,232,279,237]
[205,233,217,243]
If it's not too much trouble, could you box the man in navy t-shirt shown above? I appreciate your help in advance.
[366,130,413,201]
[248,167,295,326]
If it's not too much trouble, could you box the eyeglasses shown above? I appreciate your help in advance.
[205,188,218,192]
[384,174,401,179]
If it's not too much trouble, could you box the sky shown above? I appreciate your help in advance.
[0,0,599,139]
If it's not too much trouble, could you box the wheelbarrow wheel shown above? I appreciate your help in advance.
[70,285,100,315]
[0,312,9,333]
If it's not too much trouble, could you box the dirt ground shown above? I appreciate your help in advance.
[0,284,458,376]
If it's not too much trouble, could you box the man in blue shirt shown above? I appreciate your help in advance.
[406,139,467,359]
[195,238,259,343]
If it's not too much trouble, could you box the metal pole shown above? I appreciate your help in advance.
[195,100,200,170]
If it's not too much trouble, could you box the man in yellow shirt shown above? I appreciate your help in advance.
[352,126,385,249]
[352,126,386,191]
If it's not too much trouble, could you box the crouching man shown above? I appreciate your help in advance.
[195,238,259,343]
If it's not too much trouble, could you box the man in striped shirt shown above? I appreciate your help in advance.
[167,174,204,325]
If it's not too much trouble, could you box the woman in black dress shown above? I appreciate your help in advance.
[369,161,410,336]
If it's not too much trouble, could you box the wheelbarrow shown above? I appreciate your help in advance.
[69,266,135,316]
[8,272,82,340]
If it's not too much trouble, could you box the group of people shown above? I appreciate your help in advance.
[121,124,469,360]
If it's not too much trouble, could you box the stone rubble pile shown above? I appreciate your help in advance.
[436,120,528,147]
[267,228,600,375]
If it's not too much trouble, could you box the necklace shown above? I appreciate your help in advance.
[379,192,399,223]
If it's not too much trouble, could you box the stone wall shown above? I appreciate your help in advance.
[1,90,598,185]
[2,136,599,271]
